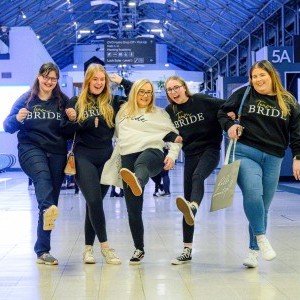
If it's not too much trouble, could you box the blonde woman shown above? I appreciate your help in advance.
[61,64,132,264]
[115,79,182,264]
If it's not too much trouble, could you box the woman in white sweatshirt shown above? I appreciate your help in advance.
[115,78,182,264]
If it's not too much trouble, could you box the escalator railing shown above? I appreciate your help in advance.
[0,154,16,172]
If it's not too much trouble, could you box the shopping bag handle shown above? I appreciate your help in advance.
[224,139,237,165]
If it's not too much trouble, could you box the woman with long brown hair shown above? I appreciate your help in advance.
[4,62,69,265]
[218,60,300,268]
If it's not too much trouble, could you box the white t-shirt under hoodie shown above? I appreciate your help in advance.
[115,106,182,161]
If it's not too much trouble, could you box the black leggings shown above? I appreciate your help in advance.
[75,145,111,245]
[121,148,164,250]
[183,148,220,243]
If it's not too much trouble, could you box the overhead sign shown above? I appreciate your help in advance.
[104,39,156,64]
[268,46,293,64]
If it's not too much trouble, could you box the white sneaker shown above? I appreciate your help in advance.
[243,249,259,268]
[257,237,276,261]
[101,248,121,265]
[83,245,96,264]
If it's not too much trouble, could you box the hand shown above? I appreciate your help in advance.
[228,124,243,140]
[227,111,236,120]
[65,108,77,121]
[163,156,174,170]
[174,135,183,143]
[16,108,29,123]
[293,160,300,180]
[109,73,122,84]
[95,117,99,128]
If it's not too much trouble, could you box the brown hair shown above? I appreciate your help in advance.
[249,60,296,116]
[27,62,66,110]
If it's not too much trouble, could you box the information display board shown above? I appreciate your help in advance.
[104,39,156,64]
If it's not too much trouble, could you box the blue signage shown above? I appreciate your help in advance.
[268,47,293,64]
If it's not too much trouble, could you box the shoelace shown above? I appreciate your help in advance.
[178,248,191,260]
[84,248,94,258]
[258,239,269,251]
[41,253,56,261]
[133,249,144,258]
[106,249,119,259]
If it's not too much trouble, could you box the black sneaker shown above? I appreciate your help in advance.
[171,247,192,265]
[159,191,171,196]
[129,249,145,265]
[176,196,197,226]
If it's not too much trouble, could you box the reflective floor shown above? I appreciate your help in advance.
[1,164,300,300]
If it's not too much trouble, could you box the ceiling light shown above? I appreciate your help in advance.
[125,23,133,28]
[94,20,118,25]
[21,11,27,19]
[95,35,116,39]
[79,30,91,34]
[136,19,160,26]
[90,0,118,7]
[150,28,162,33]
[36,35,40,39]
[165,63,169,67]
[73,64,78,69]
[135,34,155,38]
[128,1,136,6]
[139,0,166,5]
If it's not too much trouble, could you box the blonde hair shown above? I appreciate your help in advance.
[76,64,114,128]
[119,78,155,117]
[250,60,296,117]
[165,75,193,105]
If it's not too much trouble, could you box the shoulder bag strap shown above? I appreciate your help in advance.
[237,85,251,122]
[69,132,77,153]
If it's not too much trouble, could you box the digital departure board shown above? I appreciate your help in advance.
[104,39,156,64]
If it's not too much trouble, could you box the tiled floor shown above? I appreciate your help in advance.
[1,164,300,300]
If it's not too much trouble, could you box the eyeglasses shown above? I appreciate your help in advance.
[166,85,183,94]
[42,75,58,83]
[138,90,153,97]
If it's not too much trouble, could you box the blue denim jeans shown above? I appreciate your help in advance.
[18,143,66,256]
[232,142,283,250]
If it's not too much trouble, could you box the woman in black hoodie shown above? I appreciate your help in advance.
[4,62,69,265]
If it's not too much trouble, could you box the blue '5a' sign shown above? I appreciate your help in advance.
[268,47,293,64]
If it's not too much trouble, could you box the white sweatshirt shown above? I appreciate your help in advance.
[115,106,182,161]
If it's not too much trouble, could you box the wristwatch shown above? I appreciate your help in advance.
[294,155,300,160]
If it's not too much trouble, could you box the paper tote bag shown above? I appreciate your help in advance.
[64,152,76,176]
[100,143,123,188]
[210,140,240,212]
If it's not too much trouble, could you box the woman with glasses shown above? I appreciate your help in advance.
[61,64,132,265]
[164,75,224,265]
[115,78,182,264]
[3,62,69,265]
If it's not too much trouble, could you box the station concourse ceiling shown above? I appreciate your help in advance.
[0,0,292,71]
